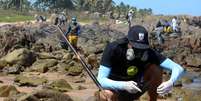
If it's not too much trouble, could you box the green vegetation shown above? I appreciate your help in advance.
[78,16,108,24]
[0,0,153,23]
[0,15,33,22]
[0,9,33,22]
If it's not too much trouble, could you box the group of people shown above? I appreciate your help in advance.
[35,11,68,26]
[155,17,180,44]
[109,9,134,28]
[35,11,81,51]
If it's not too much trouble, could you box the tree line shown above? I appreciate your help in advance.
[0,0,153,17]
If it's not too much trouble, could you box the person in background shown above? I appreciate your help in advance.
[172,16,178,33]
[59,11,67,26]
[64,17,81,50]
[155,19,166,44]
[126,9,134,29]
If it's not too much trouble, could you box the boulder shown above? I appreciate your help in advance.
[30,59,58,73]
[9,89,73,101]
[0,48,36,66]
[63,53,74,60]
[68,65,83,76]
[14,75,48,87]
[56,62,70,73]
[46,79,73,92]
[0,85,19,97]
[0,60,7,70]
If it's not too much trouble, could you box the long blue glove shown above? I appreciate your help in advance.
[158,58,185,95]
[160,58,184,83]
[97,65,141,93]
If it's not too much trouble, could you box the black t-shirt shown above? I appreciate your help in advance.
[100,37,166,81]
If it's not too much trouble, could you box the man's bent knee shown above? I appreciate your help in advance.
[99,90,118,101]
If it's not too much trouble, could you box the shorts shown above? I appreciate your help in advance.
[68,34,78,48]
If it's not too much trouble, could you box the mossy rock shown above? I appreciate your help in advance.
[31,59,58,73]
[68,65,83,76]
[1,48,36,66]
[47,79,73,92]
[0,85,19,97]
[63,53,73,60]
[37,52,56,59]
[0,59,7,70]
[14,75,48,87]
[56,62,69,72]
[9,89,73,101]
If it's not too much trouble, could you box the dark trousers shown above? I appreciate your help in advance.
[115,64,163,101]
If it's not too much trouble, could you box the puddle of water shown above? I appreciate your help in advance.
[182,72,201,90]
[181,72,201,101]
[182,83,201,90]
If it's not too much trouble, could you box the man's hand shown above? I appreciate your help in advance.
[157,80,173,95]
[123,81,142,93]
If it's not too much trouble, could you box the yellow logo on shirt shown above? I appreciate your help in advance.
[127,66,138,76]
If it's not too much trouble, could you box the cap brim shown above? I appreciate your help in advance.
[131,42,149,49]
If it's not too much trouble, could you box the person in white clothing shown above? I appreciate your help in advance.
[172,17,178,32]
[126,10,134,29]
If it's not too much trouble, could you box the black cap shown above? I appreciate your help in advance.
[127,25,149,49]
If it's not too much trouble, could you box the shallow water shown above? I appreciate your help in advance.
[182,72,201,90]
[181,72,201,101]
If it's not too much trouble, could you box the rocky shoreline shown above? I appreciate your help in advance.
[0,17,201,100]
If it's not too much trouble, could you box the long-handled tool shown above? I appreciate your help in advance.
[57,25,114,101]
[57,25,104,91]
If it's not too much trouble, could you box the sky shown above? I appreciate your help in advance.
[113,0,201,16]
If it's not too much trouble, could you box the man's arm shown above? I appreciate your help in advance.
[152,50,185,94]
[77,25,81,35]
[97,65,142,93]
[98,43,141,93]
[64,26,71,36]
[97,65,127,90]
[160,58,185,83]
